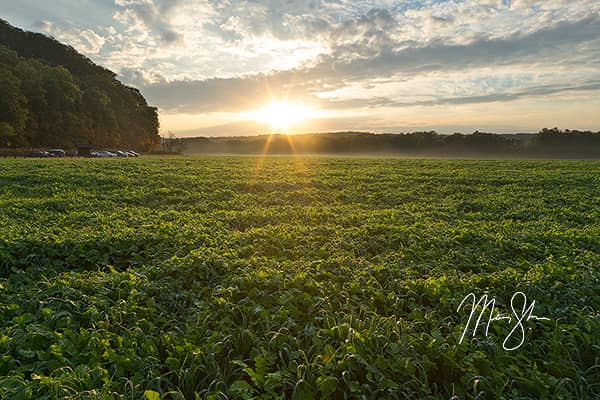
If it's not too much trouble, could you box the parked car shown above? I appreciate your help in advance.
[91,151,118,157]
[47,149,66,157]
[26,151,50,158]
[89,149,140,158]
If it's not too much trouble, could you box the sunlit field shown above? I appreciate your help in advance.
[1,157,599,399]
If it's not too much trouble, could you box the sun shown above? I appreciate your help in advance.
[251,100,313,132]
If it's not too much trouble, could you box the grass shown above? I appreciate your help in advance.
[0,156,599,399]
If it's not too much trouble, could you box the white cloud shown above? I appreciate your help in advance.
[8,0,600,134]
[79,30,106,54]
[33,21,107,54]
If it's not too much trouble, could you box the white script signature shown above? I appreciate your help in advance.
[457,291,551,351]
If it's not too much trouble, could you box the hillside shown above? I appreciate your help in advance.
[0,19,159,150]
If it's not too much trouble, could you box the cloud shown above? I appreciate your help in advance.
[79,30,107,53]
[107,0,599,89]
[138,15,600,113]
[118,67,167,85]
[113,0,185,46]
[139,74,312,113]
[312,14,600,81]
[8,0,600,135]
[322,80,600,109]
[32,20,107,54]
[32,20,52,31]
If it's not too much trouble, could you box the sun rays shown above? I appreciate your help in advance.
[250,100,314,133]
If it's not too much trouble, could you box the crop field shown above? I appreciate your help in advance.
[0,157,599,399]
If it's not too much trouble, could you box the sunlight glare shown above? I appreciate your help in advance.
[251,100,314,132]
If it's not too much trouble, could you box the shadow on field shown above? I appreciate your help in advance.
[0,235,171,276]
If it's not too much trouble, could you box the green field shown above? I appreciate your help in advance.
[0,157,599,399]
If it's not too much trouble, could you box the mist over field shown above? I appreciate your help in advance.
[177,129,600,159]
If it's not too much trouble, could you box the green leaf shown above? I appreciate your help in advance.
[144,390,160,400]
[292,379,314,400]
[229,380,255,399]
[317,376,338,396]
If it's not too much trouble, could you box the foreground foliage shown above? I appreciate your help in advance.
[0,157,599,399]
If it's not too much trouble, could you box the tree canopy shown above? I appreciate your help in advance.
[0,19,159,150]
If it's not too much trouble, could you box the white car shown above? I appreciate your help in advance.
[91,151,118,157]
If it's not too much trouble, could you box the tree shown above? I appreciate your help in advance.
[0,67,28,147]
[0,20,160,150]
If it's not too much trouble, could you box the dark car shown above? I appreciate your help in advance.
[26,151,50,158]
[47,149,66,157]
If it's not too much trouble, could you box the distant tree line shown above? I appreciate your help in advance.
[0,19,159,150]
[182,129,600,157]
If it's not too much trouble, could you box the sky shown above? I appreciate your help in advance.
[2,0,600,137]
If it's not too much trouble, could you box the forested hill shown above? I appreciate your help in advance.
[0,19,159,150]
